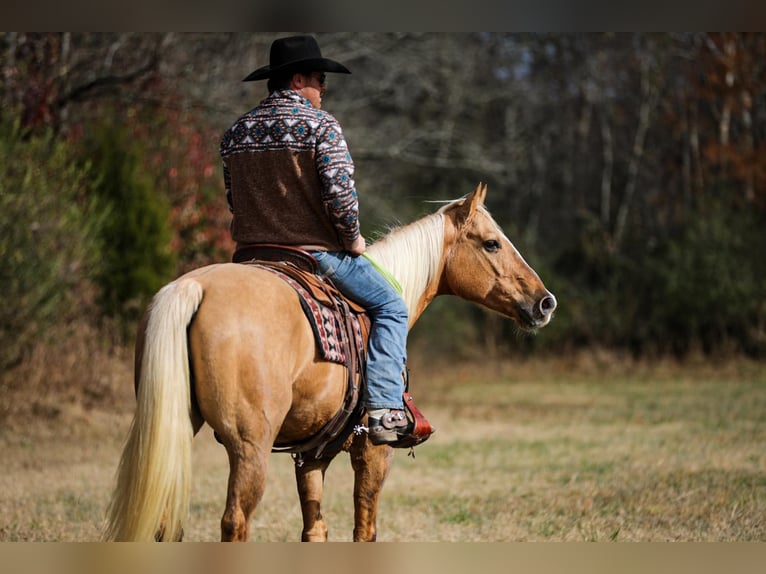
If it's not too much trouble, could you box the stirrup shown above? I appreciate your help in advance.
[356,393,435,449]
[390,391,434,448]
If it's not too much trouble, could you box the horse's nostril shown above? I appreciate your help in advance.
[539,294,557,316]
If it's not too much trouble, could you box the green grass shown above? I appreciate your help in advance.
[373,360,766,541]
[1,357,764,541]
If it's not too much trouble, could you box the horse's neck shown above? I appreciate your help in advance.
[367,213,446,326]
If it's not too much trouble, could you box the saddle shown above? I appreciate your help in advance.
[233,244,433,458]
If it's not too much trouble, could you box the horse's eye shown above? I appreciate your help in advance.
[483,239,501,253]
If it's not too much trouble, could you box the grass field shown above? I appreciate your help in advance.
[0,355,764,542]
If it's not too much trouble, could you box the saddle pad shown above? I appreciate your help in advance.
[258,265,364,365]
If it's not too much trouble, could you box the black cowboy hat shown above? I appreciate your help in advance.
[243,35,351,82]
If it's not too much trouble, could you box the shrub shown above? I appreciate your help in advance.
[646,196,766,355]
[82,117,177,328]
[0,118,101,370]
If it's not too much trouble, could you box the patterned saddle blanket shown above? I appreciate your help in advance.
[256,263,368,364]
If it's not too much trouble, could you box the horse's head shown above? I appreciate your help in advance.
[439,183,557,330]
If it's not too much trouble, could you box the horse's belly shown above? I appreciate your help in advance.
[276,361,349,444]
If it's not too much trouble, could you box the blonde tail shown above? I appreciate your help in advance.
[102,278,204,541]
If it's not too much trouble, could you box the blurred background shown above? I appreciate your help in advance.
[2,32,765,420]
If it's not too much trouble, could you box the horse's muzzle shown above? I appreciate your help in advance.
[519,292,557,329]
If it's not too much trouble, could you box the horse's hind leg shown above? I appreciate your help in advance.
[220,440,270,542]
[295,456,333,541]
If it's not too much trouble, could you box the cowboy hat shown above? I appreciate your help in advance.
[243,35,351,81]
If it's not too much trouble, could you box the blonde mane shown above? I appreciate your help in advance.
[367,212,446,318]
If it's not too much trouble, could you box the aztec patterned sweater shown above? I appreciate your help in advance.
[220,89,360,252]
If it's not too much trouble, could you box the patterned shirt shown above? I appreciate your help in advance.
[220,89,360,251]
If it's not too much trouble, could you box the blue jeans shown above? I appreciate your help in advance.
[311,251,408,410]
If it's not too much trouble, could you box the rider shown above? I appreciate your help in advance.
[220,34,414,446]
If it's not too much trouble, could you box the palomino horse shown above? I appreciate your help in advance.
[102,183,556,542]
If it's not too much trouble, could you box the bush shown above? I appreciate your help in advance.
[82,117,177,328]
[548,195,766,357]
[645,197,766,355]
[0,119,101,370]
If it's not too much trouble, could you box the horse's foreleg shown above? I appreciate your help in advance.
[294,456,333,541]
[350,437,395,541]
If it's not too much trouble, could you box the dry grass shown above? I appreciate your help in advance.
[0,351,764,542]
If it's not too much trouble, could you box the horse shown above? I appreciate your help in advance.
[102,183,556,542]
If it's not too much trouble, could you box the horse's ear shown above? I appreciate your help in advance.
[468,182,487,212]
[455,182,487,227]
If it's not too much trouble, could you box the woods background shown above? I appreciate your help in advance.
[2,33,766,420]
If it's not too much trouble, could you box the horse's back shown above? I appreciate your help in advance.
[183,262,298,300]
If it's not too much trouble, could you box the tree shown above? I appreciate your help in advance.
[83,115,176,326]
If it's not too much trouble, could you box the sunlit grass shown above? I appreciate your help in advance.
[376,357,766,541]
[1,356,764,541]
